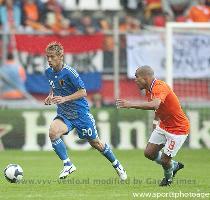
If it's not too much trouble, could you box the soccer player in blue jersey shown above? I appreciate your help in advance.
[44,41,127,180]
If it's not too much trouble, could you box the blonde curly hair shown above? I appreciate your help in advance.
[45,41,64,56]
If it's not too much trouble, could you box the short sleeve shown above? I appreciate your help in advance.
[67,69,86,90]
[152,83,169,103]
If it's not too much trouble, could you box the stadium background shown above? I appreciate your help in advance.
[0,1,210,199]
[0,0,210,150]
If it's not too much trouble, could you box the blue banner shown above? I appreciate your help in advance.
[25,72,102,94]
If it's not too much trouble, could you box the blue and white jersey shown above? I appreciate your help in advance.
[45,64,90,119]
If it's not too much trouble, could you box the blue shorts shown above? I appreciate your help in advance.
[55,113,98,140]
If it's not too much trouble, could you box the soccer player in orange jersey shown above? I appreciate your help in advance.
[116,65,190,186]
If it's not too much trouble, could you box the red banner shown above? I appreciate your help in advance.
[15,33,104,55]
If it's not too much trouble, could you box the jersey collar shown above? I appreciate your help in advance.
[52,63,65,73]
[149,78,156,93]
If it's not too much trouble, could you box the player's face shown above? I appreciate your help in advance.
[135,71,146,90]
[46,51,63,70]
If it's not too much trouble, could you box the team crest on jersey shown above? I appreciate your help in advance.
[59,79,64,86]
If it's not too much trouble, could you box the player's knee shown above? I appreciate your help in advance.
[97,142,104,151]
[49,126,59,140]
[89,140,104,151]
[91,142,100,150]
[144,149,156,161]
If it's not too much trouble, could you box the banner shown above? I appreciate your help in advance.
[127,33,210,79]
[15,34,104,54]
[14,34,104,92]
[25,72,102,93]
[0,108,210,150]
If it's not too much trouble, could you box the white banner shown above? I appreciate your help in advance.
[127,33,210,79]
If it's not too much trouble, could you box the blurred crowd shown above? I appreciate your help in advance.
[0,0,210,34]
[1,0,210,101]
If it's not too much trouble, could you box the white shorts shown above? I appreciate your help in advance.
[148,126,188,157]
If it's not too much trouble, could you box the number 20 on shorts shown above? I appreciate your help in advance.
[82,128,92,136]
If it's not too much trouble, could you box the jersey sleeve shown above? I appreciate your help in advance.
[66,69,86,90]
[152,83,169,103]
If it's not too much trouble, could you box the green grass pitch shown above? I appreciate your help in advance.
[0,149,209,200]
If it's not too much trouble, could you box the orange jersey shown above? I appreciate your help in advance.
[146,79,190,135]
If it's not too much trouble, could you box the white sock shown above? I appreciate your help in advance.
[63,158,70,164]
[112,160,118,166]
[154,151,162,165]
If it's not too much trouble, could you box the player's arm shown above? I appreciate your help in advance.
[51,88,87,104]
[153,113,160,130]
[63,88,87,102]
[116,98,161,110]
[44,89,54,105]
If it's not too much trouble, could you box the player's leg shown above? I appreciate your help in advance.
[144,142,164,164]
[159,153,183,186]
[159,153,173,186]
[75,113,127,180]
[88,138,127,181]
[144,127,166,164]
[144,143,175,186]
[159,133,188,186]
[49,117,76,179]
[145,127,182,186]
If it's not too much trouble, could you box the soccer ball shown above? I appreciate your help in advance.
[4,164,23,183]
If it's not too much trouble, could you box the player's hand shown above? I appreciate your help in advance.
[116,99,131,108]
[51,96,66,104]
[44,95,53,105]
